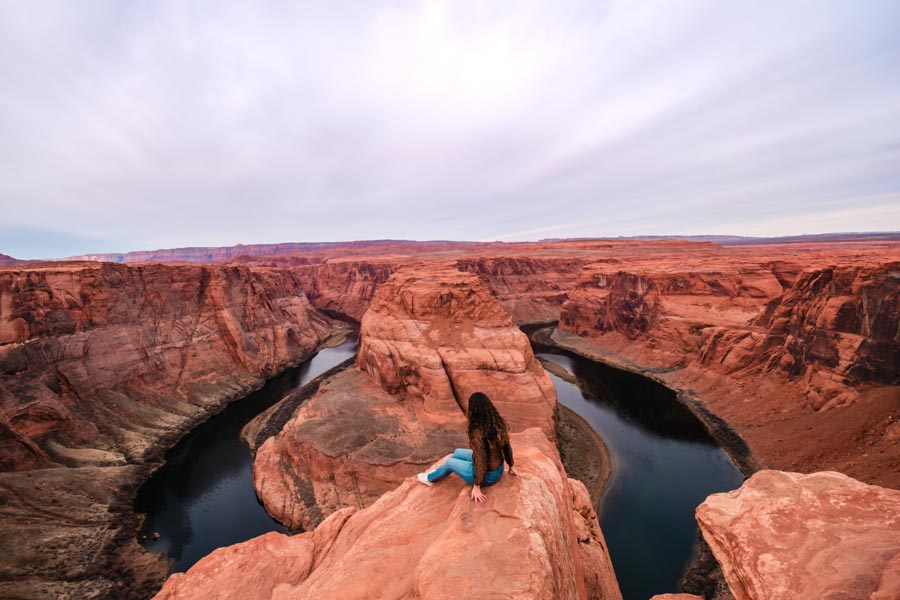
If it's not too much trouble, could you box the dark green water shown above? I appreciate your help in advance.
[134,337,357,573]
[537,349,744,600]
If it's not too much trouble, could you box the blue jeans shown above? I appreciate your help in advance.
[427,448,504,486]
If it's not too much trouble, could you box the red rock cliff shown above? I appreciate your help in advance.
[253,266,558,531]
[357,266,557,437]
[0,262,331,599]
[556,257,900,487]
[456,256,588,323]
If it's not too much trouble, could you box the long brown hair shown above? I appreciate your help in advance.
[466,392,509,446]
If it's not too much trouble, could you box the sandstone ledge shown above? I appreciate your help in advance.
[697,470,900,600]
[158,429,622,600]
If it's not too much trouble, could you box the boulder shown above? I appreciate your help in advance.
[696,470,900,600]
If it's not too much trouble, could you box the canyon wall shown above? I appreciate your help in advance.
[557,257,900,487]
[162,429,622,600]
[0,263,332,599]
[455,256,588,323]
[291,259,398,321]
[285,254,588,325]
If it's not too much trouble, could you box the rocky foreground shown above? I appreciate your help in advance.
[697,470,900,600]
[158,429,621,600]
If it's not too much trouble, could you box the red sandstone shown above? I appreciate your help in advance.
[696,470,900,599]
[159,429,622,600]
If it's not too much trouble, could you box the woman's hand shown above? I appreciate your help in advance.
[508,465,518,477]
[470,485,486,503]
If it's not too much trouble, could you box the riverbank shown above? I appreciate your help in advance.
[558,404,613,511]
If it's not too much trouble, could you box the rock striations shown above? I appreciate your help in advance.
[0,263,332,599]
[160,429,622,600]
[356,267,557,437]
[696,470,900,600]
[556,256,900,487]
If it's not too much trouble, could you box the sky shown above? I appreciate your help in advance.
[1,1,899,259]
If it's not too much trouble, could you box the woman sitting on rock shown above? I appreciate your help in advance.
[417,392,517,502]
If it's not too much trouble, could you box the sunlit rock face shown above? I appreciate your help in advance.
[696,470,900,600]
[356,266,557,438]
[160,429,623,600]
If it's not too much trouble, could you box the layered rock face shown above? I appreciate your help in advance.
[253,266,558,530]
[286,254,588,325]
[0,263,331,470]
[0,263,331,599]
[560,265,783,365]
[751,263,899,407]
[456,256,588,323]
[357,267,557,437]
[161,429,622,600]
[696,470,900,600]
[291,259,398,321]
[556,257,900,487]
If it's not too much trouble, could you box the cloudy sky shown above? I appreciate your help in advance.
[1,1,899,258]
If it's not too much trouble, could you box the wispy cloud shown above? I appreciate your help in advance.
[1,0,899,258]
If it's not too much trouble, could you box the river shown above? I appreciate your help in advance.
[134,337,358,573]
[136,334,742,599]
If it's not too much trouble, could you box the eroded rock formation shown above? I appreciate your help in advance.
[291,259,398,321]
[0,263,332,599]
[556,254,900,487]
[253,266,558,530]
[455,256,588,323]
[160,429,622,600]
[696,470,900,600]
[252,368,466,530]
[357,267,557,437]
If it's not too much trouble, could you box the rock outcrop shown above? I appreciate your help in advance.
[0,263,332,599]
[160,429,622,600]
[253,266,558,530]
[751,264,900,406]
[252,368,466,530]
[696,470,900,600]
[357,267,557,437]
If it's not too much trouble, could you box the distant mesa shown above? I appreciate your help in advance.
[0,253,20,266]
[54,232,900,264]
